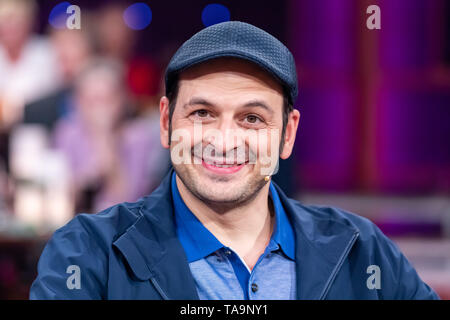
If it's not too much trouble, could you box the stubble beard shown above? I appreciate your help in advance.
[171,160,269,215]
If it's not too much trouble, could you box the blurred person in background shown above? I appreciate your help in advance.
[0,0,60,207]
[23,27,92,133]
[52,58,167,213]
[0,0,60,129]
[94,2,161,114]
[94,2,134,63]
[91,2,169,189]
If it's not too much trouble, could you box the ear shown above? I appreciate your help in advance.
[160,96,170,149]
[280,109,300,159]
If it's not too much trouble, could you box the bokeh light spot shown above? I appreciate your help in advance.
[48,2,72,29]
[123,3,152,30]
[201,4,230,27]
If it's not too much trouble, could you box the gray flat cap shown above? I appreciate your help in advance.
[165,21,298,105]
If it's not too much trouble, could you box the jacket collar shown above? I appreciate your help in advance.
[113,168,359,300]
[113,168,199,300]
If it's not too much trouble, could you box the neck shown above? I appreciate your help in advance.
[5,46,23,62]
[4,38,28,63]
[176,175,274,270]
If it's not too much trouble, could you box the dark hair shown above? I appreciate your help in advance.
[166,76,293,153]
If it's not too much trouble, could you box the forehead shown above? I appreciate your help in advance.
[177,58,284,100]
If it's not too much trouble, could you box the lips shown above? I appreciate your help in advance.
[202,158,248,166]
[192,149,250,174]
[201,159,246,174]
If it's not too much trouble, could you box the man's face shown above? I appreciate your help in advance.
[161,58,296,206]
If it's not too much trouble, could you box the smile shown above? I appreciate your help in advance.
[199,157,248,174]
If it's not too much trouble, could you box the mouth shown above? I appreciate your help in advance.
[201,160,247,174]
[194,156,249,174]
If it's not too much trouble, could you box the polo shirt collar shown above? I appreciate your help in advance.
[171,171,296,262]
[172,172,223,262]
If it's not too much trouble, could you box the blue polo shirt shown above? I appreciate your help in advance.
[171,172,296,300]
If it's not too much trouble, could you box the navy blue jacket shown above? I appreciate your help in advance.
[30,169,439,300]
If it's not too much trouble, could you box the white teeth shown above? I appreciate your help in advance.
[202,159,246,167]
[214,163,235,168]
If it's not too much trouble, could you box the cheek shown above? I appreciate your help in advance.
[169,128,193,165]
[169,120,200,165]
[171,111,207,140]
[252,128,281,175]
[250,128,281,157]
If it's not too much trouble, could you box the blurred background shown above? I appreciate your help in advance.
[0,0,448,299]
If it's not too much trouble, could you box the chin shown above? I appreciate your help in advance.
[201,193,243,205]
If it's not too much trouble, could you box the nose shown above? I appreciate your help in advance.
[203,116,245,160]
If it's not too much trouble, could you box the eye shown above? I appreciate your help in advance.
[244,114,263,124]
[190,109,213,121]
[194,109,209,117]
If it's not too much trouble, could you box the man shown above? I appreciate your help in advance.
[30,21,439,300]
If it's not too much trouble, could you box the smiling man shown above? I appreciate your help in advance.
[30,21,439,300]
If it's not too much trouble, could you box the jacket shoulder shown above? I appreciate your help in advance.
[29,198,147,299]
[68,199,146,244]
[287,199,408,266]
[286,199,439,299]
[287,198,379,238]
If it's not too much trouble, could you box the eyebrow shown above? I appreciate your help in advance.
[184,97,274,115]
[184,97,214,108]
[242,99,274,115]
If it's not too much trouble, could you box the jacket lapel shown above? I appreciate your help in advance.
[272,183,360,300]
[113,168,199,300]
